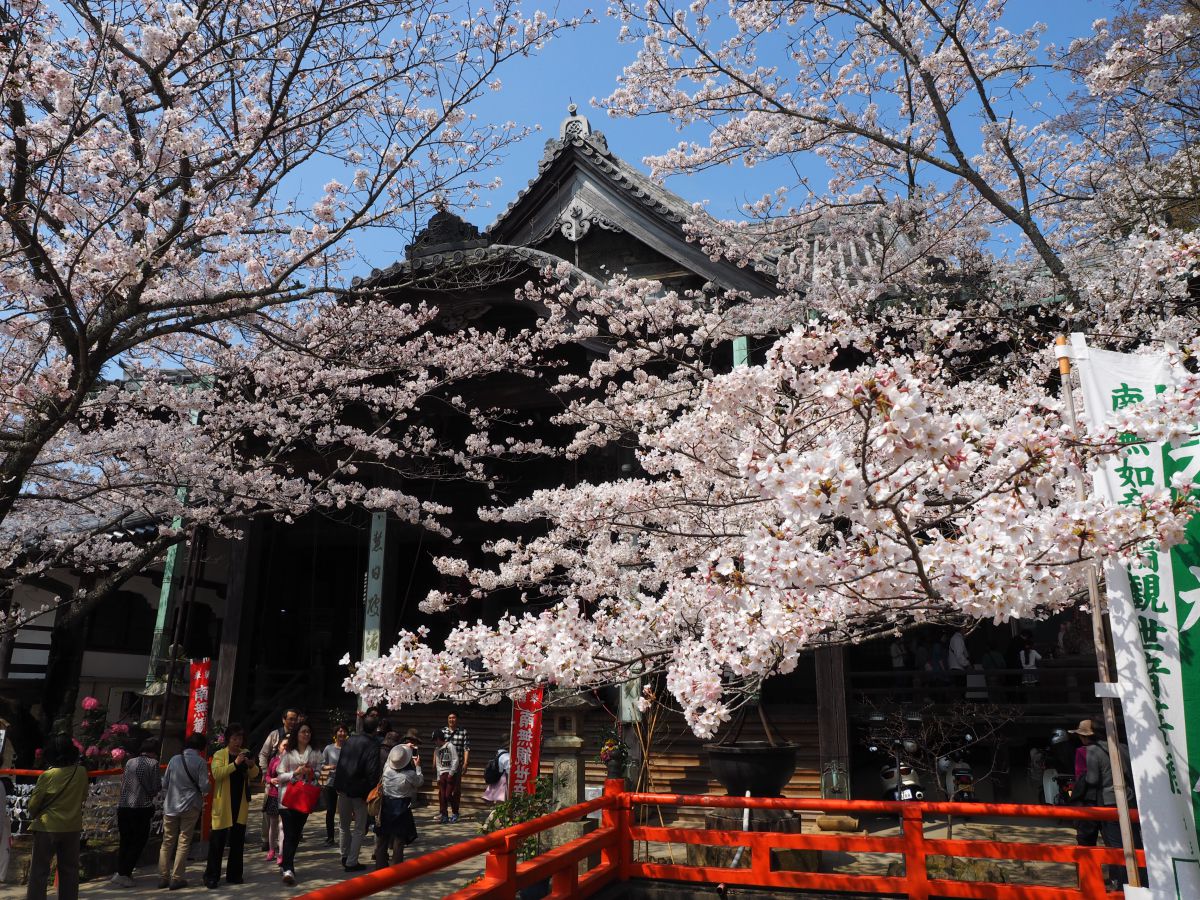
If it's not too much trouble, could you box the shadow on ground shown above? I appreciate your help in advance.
[1,796,486,900]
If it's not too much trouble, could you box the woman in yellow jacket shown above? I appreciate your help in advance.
[25,735,88,900]
[203,724,260,889]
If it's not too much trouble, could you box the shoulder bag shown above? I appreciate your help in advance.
[179,756,204,797]
[282,780,321,814]
[281,750,322,815]
[366,779,384,819]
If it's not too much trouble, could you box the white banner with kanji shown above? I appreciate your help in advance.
[1072,334,1200,899]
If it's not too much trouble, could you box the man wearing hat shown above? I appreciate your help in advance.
[1069,718,1135,888]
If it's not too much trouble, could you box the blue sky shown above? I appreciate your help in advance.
[358,0,1113,268]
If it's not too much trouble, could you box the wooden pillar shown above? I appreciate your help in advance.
[211,524,259,727]
[145,527,186,687]
[40,575,95,734]
[814,646,851,798]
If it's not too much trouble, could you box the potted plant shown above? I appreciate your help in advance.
[480,775,556,900]
[74,696,135,771]
[596,727,630,780]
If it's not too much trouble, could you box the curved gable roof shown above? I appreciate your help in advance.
[487,112,777,298]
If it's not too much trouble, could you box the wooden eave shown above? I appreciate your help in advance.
[486,134,778,298]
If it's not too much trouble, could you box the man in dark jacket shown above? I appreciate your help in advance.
[333,714,382,871]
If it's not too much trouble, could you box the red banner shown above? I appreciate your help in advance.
[508,687,543,797]
[185,658,211,738]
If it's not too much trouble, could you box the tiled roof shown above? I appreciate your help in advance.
[486,129,699,238]
[351,242,602,292]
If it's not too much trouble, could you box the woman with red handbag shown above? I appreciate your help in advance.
[276,721,324,886]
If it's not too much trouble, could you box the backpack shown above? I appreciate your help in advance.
[483,752,502,786]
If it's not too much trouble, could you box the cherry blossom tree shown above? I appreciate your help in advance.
[348,1,1200,736]
[1056,0,1200,234]
[0,0,581,632]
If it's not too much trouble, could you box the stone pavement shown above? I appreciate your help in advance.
[2,797,487,900]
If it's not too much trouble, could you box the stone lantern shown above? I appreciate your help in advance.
[541,690,597,848]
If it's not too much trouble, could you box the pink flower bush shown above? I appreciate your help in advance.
[81,696,100,711]
[109,748,128,763]
[85,745,99,758]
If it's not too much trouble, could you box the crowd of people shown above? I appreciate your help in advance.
[5,700,1140,897]
[16,708,502,899]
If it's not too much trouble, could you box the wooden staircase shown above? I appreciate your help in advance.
[299,702,822,824]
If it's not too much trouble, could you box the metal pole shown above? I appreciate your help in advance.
[146,520,184,688]
[159,525,203,746]
[1055,335,1140,887]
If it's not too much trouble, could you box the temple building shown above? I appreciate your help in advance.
[0,108,1098,808]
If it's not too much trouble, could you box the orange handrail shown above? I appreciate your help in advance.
[293,781,1144,900]
[627,792,1143,900]
[0,767,125,778]
[625,791,1138,821]
[1,763,172,779]
[295,792,616,900]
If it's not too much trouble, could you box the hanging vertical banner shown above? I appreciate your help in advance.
[185,658,212,738]
[1071,334,1200,899]
[508,687,544,797]
[360,512,387,714]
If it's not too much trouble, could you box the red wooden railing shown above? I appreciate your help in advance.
[1,767,127,778]
[293,779,1145,900]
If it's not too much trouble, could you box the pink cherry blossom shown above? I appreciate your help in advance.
[348,2,1200,736]
[0,0,584,631]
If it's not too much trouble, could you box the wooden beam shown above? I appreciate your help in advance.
[211,524,258,726]
[814,646,851,798]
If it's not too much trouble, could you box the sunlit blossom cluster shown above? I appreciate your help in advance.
[0,0,580,628]
[348,1,1200,735]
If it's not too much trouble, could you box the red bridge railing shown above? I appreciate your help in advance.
[293,779,1144,900]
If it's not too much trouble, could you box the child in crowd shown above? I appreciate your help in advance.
[263,737,289,861]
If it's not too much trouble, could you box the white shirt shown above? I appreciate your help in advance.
[948,632,969,670]
[382,765,424,799]
[278,746,323,805]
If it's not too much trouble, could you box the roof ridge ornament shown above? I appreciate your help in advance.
[405,208,489,260]
[560,103,591,140]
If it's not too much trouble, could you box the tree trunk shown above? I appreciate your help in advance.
[40,612,89,735]
[0,592,16,678]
